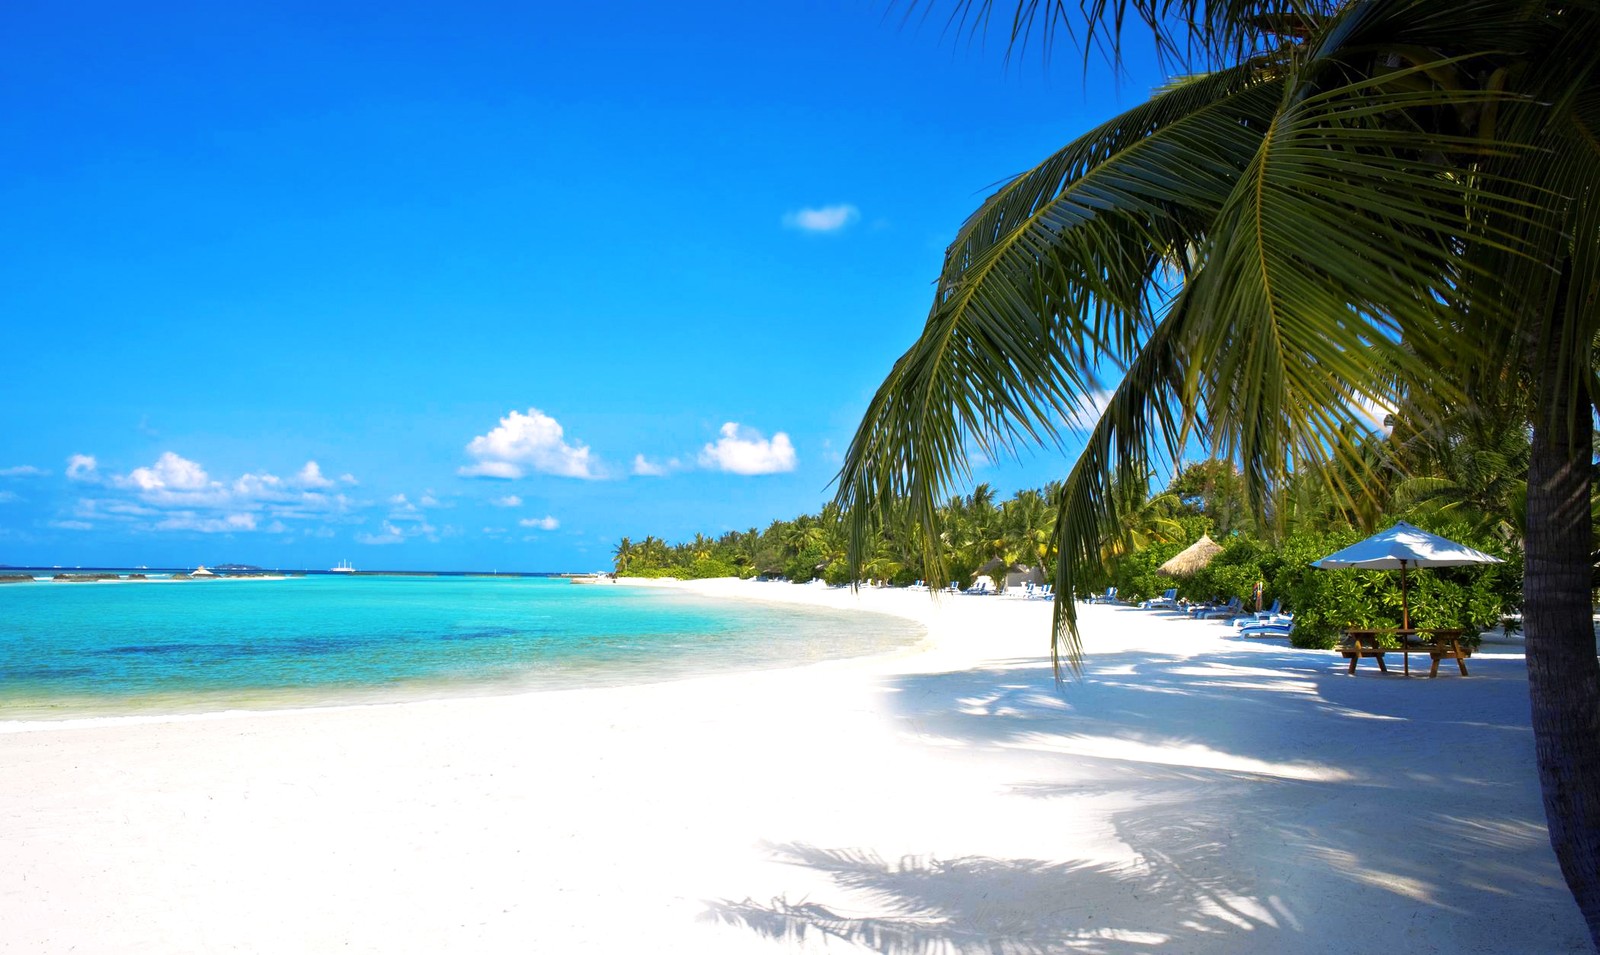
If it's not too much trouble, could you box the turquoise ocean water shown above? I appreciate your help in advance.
[0,576,923,720]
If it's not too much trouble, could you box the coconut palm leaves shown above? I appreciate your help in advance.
[838,2,1532,666]
[844,0,1600,938]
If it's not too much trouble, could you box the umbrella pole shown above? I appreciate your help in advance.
[1400,562,1410,676]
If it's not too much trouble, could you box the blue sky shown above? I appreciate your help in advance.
[1,1,1167,571]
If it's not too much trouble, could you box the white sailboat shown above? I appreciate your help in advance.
[330,560,356,574]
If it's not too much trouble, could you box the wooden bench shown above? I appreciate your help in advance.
[1341,628,1472,677]
[1418,630,1472,677]
[1339,642,1392,673]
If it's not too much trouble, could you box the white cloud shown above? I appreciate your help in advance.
[153,512,257,533]
[459,408,598,480]
[698,422,797,475]
[66,454,98,481]
[632,454,683,477]
[0,465,47,478]
[458,460,522,479]
[339,473,359,485]
[119,451,210,492]
[1354,392,1396,434]
[294,461,335,489]
[0,491,17,503]
[357,521,408,546]
[491,494,523,508]
[387,494,431,523]
[357,518,439,545]
[518,515,560,531]
[232,472,282,496]
[782,203,860,233]
[50,519,93,531]
[1067,388,1115,431]
[62,452,359,536]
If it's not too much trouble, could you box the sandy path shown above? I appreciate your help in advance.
[0,579,1587,953]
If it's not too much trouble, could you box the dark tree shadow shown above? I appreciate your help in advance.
[705,842,1296,954]
[706,632,1589,952]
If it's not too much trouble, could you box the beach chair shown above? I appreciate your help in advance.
[1184,595,1222,617]
[1086,586,1116,604]
[1237,617,1294,638]
[1253,599,1282,621]
[1237,610,1292,629]
[1140,588,1178,610]
[1197,597,1244,620]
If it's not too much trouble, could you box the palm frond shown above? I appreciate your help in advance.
[836,63,1283,589]
[895,0,1339,70]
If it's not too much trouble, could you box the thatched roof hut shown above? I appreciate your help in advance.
[973,557,1043,592]
[1158,534,1223,577]
[973,557,1014,579]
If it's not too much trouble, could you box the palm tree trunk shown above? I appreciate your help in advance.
[1525,323,1600,948]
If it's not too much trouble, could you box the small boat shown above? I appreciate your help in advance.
[191,565,217,577]
[330,560,356,574]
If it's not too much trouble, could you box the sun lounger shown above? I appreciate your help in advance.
[1238,611,1293,630]
[1236,620,1294,638]
[1196,597,1244,620]
[1139,588,1178,610]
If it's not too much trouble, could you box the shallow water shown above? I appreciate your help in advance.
[0,576,922,720]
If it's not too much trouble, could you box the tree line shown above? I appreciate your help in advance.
[616,405,1540,649]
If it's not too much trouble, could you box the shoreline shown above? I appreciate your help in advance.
[1,578,1587,952]
[0,578,931,729]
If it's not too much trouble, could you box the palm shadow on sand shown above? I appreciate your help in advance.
[706,643,1587,953]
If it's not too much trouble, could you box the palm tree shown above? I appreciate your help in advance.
[1000,488,1057,576]
[638,535,668,568]
[611,536,635,575]
[839,1,1600,939]
[1098,472,1184,564]
[689,533,714,561]
[1168,459,1252,536]
[1390,403,1530,545]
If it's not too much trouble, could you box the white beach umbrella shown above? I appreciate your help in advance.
[1312,521,1503,630]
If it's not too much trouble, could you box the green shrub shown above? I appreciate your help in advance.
[1289,623,1341,650]
[1106,521,1519,650]
[784,548,825,583]
[822,560,856,587]
[1270,524,1515,649]
[682,557,738,580]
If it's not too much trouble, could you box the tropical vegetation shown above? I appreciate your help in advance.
[830,0,1600,943]
[616,449,1526,652]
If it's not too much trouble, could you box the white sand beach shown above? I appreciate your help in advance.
[0,579,1588,953]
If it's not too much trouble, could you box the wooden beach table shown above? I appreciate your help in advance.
[1340,628,1472,678]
